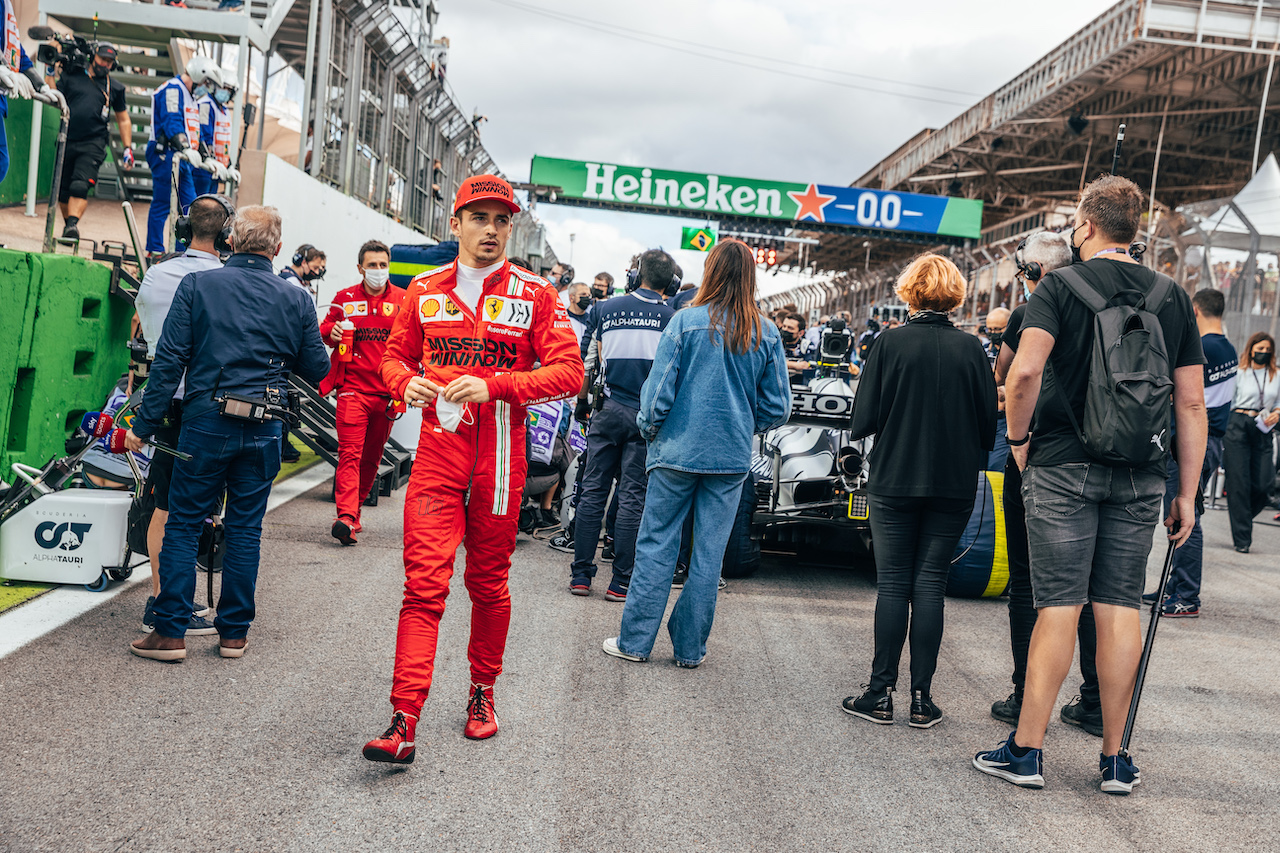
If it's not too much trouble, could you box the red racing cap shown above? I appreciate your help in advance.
[454,174,521,215]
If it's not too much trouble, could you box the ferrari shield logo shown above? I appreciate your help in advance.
[382,302,396,317]
[484,297,535,330]
[485,297,504,321]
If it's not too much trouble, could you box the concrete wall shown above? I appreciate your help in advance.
[238,150,434,314]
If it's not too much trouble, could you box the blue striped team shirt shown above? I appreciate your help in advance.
[594,289,675,409]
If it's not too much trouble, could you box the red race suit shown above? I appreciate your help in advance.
[319,281,407,523]
[380,259,583,714]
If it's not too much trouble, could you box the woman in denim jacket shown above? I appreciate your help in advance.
[603,239,792,667]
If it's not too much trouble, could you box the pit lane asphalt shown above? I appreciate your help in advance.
[1,480,1277,852]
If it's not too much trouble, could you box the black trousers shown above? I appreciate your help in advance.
[1223,411,1273,549]
[867,493,972,696]
[1005,457,1099,705]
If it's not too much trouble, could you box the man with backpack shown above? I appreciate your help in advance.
[974,176,1207,795]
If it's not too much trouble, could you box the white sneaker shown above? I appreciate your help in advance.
[601,637,647,662]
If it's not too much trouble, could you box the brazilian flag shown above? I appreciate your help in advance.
[680,227,716,252]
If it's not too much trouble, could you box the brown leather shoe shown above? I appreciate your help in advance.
[130,633,186,662]
[219,637,248,658]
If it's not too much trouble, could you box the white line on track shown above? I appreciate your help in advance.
[0,464,334,661]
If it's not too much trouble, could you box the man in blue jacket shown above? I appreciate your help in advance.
[569,249,676,601]
[126,205,330,662]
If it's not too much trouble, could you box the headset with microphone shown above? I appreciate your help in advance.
[174,194,235,254]
[292,243,316,268]
[1014,236,1042,283]
[625,253,681,297]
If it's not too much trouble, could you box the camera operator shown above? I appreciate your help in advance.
[0,13,66,183]
[132,194,232,635]
[126,205,330,663]
[52,43,130,240]
[193,80,237,196]
[145,57,224,256]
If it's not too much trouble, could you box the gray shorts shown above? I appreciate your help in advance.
[1021,462,1165,609]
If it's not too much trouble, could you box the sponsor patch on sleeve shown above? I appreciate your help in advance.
[483,296,534,330]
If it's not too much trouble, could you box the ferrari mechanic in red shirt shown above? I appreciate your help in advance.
[318,240,406,544]
[362,176,583,764]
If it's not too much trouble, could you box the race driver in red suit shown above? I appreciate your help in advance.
[318,239,405,544]
[363,175,583,763]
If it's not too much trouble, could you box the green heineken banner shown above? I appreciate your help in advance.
[530,155,983,240]
[681,227,716,252]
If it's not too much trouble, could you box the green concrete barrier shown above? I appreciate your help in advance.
[0,249,132,475]
[0,100,61,207]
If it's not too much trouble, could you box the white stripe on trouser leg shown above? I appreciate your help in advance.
[492,400,510,515]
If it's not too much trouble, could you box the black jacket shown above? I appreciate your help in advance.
[851,314,997,499]
[133,253,330,436]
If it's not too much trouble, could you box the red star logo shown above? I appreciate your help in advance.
[788,183,836,223]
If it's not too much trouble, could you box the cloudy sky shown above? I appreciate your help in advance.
[438,0,1117,294]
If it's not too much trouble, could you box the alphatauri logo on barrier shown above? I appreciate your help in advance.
[35,521,92,551]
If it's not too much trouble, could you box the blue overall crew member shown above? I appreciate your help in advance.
[144,57,223,255]
[126,205,330,662]
[193,79,238,195]
[0,1,66,182]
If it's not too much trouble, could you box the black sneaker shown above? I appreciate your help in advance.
[600,536,615,562]
[990,691,1021,726]
[548,530,575,553]
[842,685,893,724]
[672,567,688,588]
[143,596,216,635]
[718,576,727,591]
[909,690,943,728]
[62,218,80,239]
[1162,598,1200,618]
[1060,695,1104,737]
[533,508,561,534]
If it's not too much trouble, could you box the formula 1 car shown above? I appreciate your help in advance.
[722,323,872,577]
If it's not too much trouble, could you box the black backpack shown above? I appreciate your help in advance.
[1047,265,1175,466]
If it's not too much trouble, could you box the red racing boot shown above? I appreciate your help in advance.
[362,710,417,764]
[464,682,499,740]
[331,515,358,546]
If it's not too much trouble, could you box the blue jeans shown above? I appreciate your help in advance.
[617,468,746,664]
[571,399,646,585]
[1160,436,1222,606]
[153,412,282,638]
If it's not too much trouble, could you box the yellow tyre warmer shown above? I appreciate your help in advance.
[946,470,1009,599]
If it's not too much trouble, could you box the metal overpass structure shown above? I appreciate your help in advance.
[775,0,1280,322]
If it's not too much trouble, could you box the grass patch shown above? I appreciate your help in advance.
[275,434,324,483]
[0,581,54,614]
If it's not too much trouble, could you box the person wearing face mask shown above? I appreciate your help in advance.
[124,205,330,663]
[193,82,238,195]
[780,313,809,382]
[318,240,405,544]
[52,43,126,240]
[145,57,223,255]
[363,175,583,760]
[565,281,593,346]
[280,243,327,299]
[1223,331,1280,553]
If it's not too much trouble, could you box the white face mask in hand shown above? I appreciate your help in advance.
[435,395,474,433]
[364,268,390,291]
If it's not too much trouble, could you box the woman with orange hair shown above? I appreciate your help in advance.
[601,239,791,668]
[843,253,997,729]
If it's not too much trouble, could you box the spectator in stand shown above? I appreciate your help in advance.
[1223,331,1279,553]
[569,250,676,600]
[603,239,790,666]
[318,240,405,545]
[843,254,996,730]
[1146,288,1238,615]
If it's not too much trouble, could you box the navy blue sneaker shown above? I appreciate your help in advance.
[972,731,1044,788]
[1162,597,1200,618]
[1100,752,1140,795]
[1141,589,1167,606]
